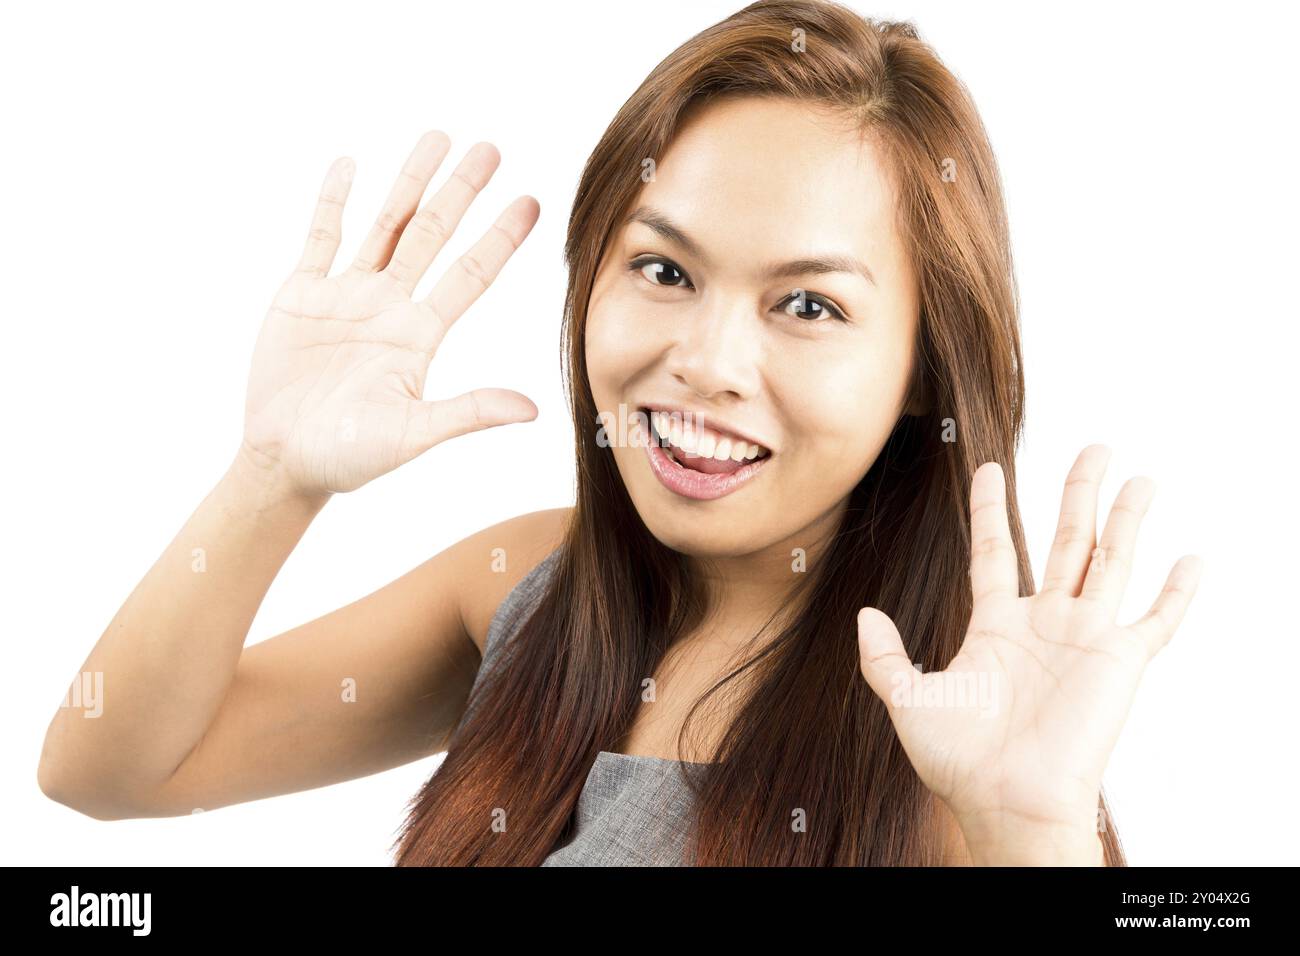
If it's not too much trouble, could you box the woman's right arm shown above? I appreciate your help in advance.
[36,129,548,819]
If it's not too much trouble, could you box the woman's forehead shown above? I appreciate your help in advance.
[627,100,905,283]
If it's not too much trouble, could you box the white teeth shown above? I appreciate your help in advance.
[648,409,769,461]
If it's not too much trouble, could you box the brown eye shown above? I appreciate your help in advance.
[779,289,847,323]
[632,257,693,288]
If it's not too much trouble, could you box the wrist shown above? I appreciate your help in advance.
[228,442,331,516]
[957,812,1105,867]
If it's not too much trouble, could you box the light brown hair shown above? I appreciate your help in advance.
[394,0,1125,866]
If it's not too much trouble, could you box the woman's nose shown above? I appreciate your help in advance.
[662,299,762,400]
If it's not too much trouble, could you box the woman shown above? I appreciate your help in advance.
[37,0,1201,866]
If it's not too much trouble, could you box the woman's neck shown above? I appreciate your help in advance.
[686,497,846,647]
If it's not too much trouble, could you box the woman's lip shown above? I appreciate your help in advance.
[643,429,771,501]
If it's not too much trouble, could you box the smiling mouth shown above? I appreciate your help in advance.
[640,407,772,476]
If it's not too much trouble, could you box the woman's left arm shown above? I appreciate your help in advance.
[856,444,1203,866]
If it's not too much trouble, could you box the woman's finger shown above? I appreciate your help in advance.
[1126,555,1203,658]
[384,141,502,296]
[968,461,1018,605]
[346,130,451,275]
[399,388,538,458]
[856,607,915,716]
[1079,475,1157,619]
[1040,444,1110,597]
[421,195,540,335]
[294,157,354,278]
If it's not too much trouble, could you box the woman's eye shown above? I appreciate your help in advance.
[634,258,692,288]
[780,290,846,323]
[629,258,846,323]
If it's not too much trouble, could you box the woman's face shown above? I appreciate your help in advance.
[586,95,925,559]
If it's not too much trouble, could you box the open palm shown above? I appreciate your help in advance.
[856,445,1203,841]
[241,131,540,496]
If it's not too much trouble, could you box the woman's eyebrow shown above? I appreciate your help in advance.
[625,205,875,286]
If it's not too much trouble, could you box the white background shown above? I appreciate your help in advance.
[3,0,1296,866]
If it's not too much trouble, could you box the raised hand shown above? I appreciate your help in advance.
[240,130,540,496]
[855,445,1203,863]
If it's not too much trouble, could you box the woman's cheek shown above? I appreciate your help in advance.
[589,291,651,371]
[584,308,630,401]
[794,365,900,472]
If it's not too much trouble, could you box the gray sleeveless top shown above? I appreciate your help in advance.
[459,548,703,866]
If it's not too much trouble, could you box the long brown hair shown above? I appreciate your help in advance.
[394,0,1126,866]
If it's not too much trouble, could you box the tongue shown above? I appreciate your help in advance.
[675,447,751,475]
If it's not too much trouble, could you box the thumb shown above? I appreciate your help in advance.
[403,388,538,456]
[856,607,917,711]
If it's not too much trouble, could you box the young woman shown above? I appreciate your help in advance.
[37,0,1201,866]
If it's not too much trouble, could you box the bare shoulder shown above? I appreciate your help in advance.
[451,506,572,655]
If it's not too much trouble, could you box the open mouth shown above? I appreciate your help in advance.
[642,407,771,475]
